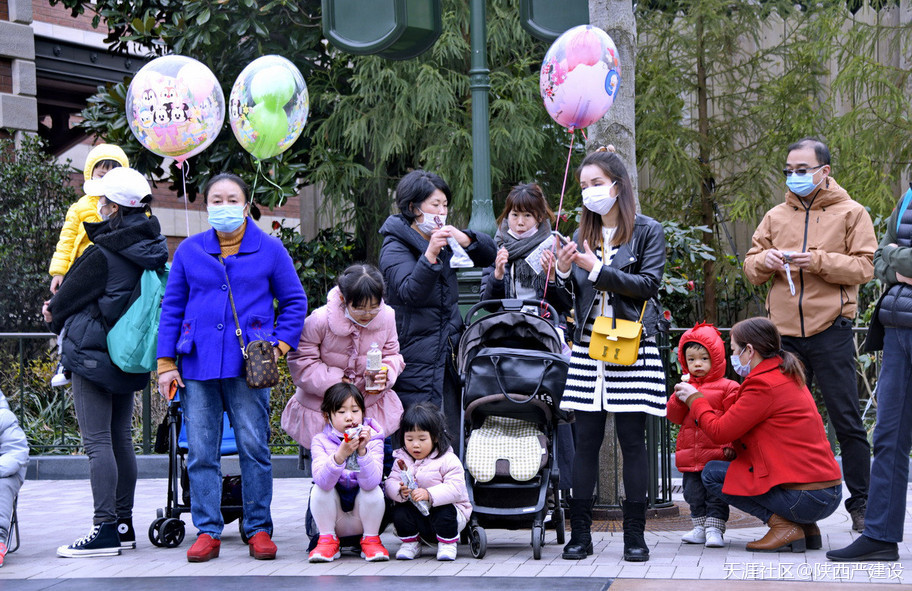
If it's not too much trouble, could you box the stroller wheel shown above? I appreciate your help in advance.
[469,526,486,559]
[532,524,544,560]
[554,506,566,544]
[160,518,186,548]
[148,517,167,547]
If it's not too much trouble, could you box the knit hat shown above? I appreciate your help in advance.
[83,167,151,208]
[83,144,130,181]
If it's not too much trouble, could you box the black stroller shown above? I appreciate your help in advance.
[458,299,570,559]
[148,393,245,548]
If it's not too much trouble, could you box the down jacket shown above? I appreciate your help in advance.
[385,447,472,522]
[866,203,912,351]
[311,418,385,492]
[378,214,496,409]
[49,144,130,277]
[666,323,739,472]
[49,214,169,393]
[0,390,28,481]
[283,286,405,448]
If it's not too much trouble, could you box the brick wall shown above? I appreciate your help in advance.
[0,59,11,93]
[0,1,8,21]
[31,0,96,31]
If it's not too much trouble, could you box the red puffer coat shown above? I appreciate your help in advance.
[666,323,740,472]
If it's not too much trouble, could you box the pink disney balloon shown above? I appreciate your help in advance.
[540,25,622,132]
[126,55,225,163]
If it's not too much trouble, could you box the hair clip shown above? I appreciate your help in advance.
[595,145,617,154]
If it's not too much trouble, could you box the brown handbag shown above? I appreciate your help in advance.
[221,257,280,389]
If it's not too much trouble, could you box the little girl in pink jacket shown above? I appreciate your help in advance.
[283,264,405,448]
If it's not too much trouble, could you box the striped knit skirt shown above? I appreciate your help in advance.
[560,306,667,416]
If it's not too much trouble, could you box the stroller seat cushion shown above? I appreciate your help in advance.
[465,416,547,483]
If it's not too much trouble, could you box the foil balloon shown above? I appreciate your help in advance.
[540,25,622,132]
[126,55,225,163]
[229,55,309,160]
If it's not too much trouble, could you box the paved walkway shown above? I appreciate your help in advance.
[4,478,911,587]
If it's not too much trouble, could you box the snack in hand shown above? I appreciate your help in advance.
[681,373,690,383]
[397,459,430,516]
[343,425,363,471]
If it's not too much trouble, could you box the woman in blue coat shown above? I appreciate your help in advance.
[156,173,307,563]
[378,170,496,438]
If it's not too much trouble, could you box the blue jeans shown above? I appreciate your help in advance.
[683,470,729,521]
[183,378,273,539]
[864,327,912,542]
[702,461,841,524]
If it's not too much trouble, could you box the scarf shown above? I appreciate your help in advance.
[494,218,553,294]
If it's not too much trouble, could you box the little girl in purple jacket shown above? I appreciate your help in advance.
[308,383,389,563]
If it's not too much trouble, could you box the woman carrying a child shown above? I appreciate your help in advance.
[673,317,843,553]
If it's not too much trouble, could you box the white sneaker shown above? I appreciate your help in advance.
[681,525,706,544]
[436,542,457,561]
[396,540,421,560]
[704,527,725,548]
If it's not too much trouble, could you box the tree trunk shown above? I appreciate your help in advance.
[695,14,717,324]
[589,0,636,506]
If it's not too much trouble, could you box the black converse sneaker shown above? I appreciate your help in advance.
[57,522,121,558]
[117,518,136,550]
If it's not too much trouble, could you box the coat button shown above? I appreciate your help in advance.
[217,324,224,330]
[221,285,227,290]
[748,467,753,472]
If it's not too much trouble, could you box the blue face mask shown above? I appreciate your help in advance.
[730,348,751,378]
[786,171,823,198]
[208,204,246,233]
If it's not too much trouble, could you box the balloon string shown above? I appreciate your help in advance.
[540,129,576,319]
[181,160,190,238]
[257,158,284,193]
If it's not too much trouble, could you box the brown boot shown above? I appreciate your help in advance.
[801,522,821,550]
[745,514,806,553]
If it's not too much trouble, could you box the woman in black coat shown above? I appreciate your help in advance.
[378,170,496,438]
[43,167,169,558]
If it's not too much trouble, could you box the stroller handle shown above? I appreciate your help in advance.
[464,298,561,328]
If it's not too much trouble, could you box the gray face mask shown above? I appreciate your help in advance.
[415,210,446,235]
[97,202,111,222]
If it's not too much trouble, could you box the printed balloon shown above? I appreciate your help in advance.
[539,25,622,132]
[126,55,225,163]
[229,55,309,160]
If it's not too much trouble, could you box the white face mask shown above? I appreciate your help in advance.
[415,209,446,235]
[344,307,375,328]
[582,183,617,215]
[97,202,111,222]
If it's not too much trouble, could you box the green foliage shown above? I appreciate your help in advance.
[0,134,78,331]
[57,0,575,261]
[273,222,355,311]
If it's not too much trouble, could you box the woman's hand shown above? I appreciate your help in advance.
[441,225,471,248]
[157,369,184,398]
[540,248,557,281]
[493,247,509,280]
[424,227,450,264]
[42,300,53,323]
[410,487,430,503]
[673,382,699,404]
[50,275,63,294]
[273,346,281,364]
[555,241,577,274]
[572,240,600,273]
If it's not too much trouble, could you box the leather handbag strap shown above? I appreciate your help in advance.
[219,256,248,360]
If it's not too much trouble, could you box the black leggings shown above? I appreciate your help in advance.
[571,410,648,502]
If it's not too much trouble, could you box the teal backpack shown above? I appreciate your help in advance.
[107,264,170,373]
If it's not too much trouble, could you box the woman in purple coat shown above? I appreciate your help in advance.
[156,173,307,563]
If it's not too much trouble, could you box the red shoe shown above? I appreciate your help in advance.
[309,534,340,563]
[248,531,277,560]
[360,535,390,562]
[187,534,220,563]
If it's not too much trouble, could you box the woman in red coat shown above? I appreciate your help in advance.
[673,317,843,553]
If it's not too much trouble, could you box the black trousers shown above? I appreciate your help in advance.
[571,410,648,502]
[392,501,459,542]
[782,316,870,512]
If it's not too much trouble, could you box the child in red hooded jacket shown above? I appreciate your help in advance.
[667,322,739,548]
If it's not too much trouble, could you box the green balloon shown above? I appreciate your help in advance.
[247,67,294,159]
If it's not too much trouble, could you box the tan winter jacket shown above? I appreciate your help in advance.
[743,178,876,337]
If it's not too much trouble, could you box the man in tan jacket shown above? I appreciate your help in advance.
[744,137,876,532]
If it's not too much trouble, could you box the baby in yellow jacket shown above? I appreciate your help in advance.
[48,144,130,293]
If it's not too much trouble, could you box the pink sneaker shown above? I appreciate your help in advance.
[360,535,390,562]
[309,534,340,563]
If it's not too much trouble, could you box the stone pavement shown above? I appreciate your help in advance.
[3,478,911,587]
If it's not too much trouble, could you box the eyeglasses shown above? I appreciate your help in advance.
[782,164,823,177]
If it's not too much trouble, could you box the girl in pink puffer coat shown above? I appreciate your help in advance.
[283,264,405,449]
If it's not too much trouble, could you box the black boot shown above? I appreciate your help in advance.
[622,500,649,562]
[562,497,594,559]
